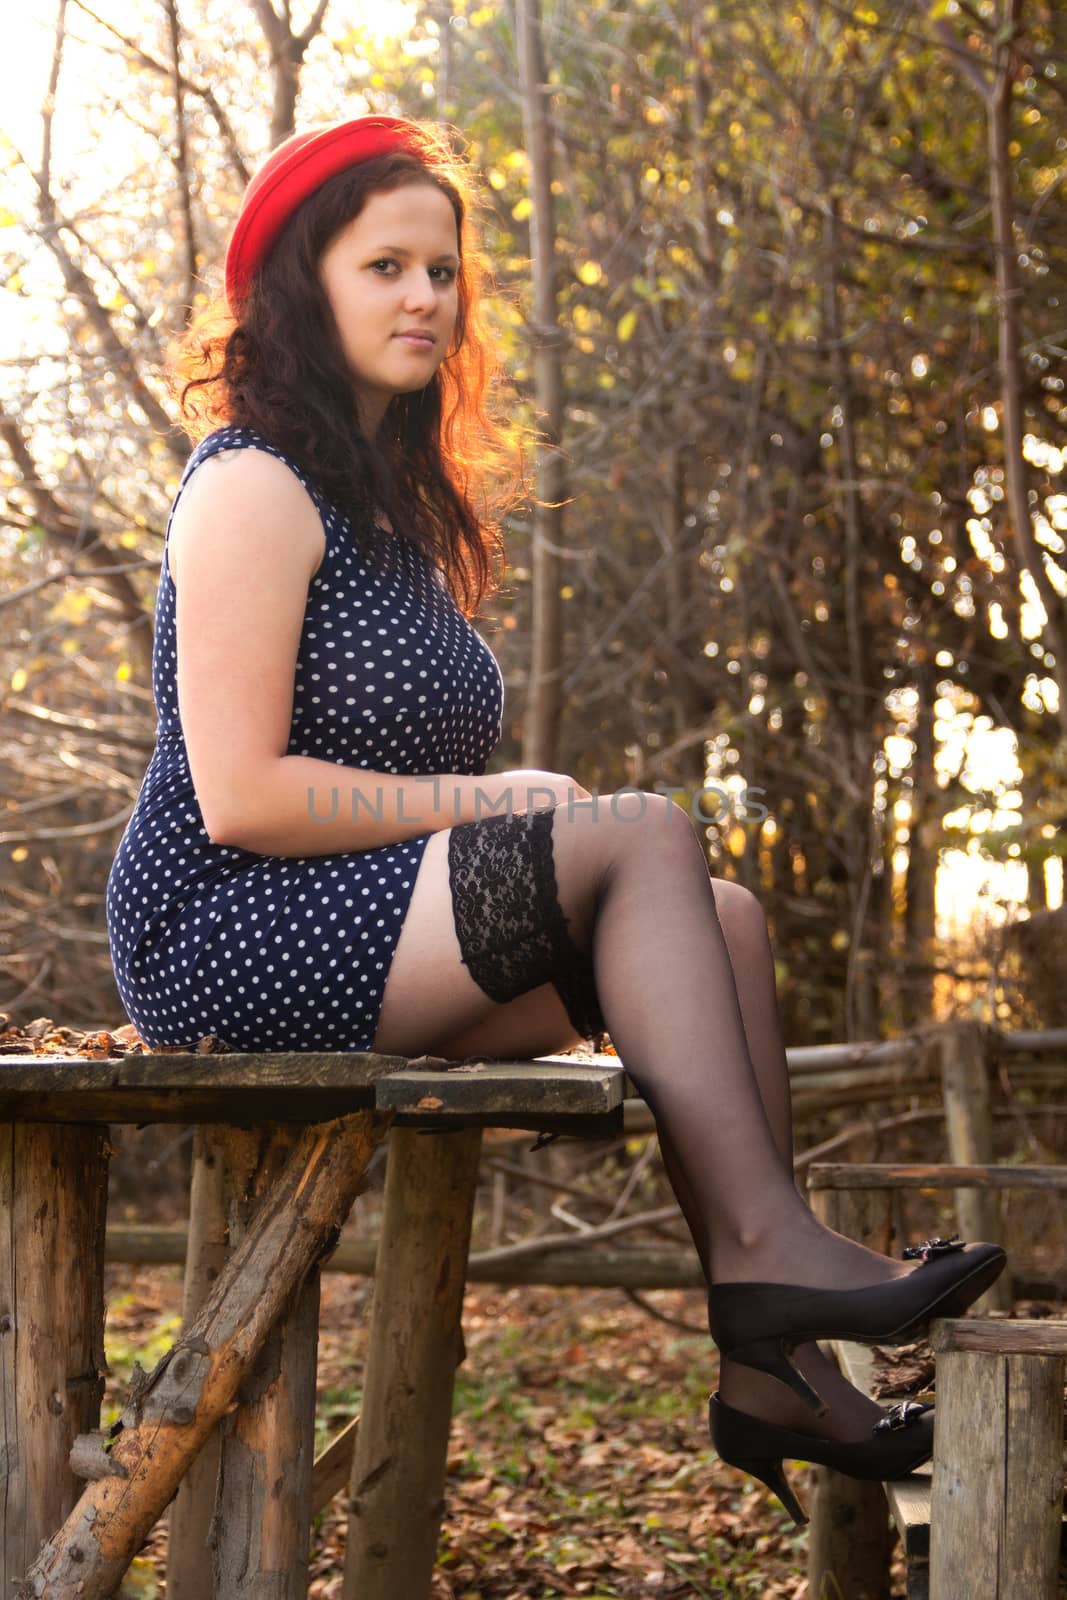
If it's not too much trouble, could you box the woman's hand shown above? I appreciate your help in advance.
[485,768,592,812]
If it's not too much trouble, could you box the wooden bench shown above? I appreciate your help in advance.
[807,1162,1067,1600]
[0,1047,637,1599]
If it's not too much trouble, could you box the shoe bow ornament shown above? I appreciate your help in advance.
[873,1399,933,1434]
[902,1234,967,1263]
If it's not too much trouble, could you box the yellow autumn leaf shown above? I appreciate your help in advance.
[617,310,638,342]
[48,591,92,625]
[578,261,602,286]
[11,668,27,693]
[511,197,533,221]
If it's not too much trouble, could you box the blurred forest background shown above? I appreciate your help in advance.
[1,0,1065,1048]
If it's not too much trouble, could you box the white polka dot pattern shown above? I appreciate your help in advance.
[105,425,505,1052]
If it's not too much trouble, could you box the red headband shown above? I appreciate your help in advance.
[224,115,432,313]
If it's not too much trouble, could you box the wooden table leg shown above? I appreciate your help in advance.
[168,1125,230,1600]
[341,1125,483,1600]
[0,1123,109,1596]
[21,1109,392,1600]
[211,1127,322,1600]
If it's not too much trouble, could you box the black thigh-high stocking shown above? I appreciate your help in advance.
[545,793,909,1439]
[658,876,891,1437]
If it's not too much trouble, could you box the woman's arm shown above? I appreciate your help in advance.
[171,446,582,855]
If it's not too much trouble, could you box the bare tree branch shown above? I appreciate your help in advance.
[68,0,251,185]
[0,400,156,683]
[165,0,200,310]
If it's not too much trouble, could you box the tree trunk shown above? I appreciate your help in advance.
[516,0,566,769]
[903,657,939,1027]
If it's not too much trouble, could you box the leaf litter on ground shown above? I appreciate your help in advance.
[101,1267,930,1599]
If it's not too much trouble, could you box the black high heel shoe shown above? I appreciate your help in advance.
[708,1391,934,1528]
[706,1235,1006,1415]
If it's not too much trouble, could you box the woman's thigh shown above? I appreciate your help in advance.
[371,791,695,1060]
[370,825,585,1059]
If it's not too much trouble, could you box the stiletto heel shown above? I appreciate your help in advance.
[734,1454,809,1526]
[708,1392,935,1530]
[707,1236,1005,1412]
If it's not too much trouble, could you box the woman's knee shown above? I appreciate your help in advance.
[558,789,702,875]
[553,788,687,849]
[709,876,769,942]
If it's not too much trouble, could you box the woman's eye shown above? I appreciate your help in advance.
[369,259,456,282]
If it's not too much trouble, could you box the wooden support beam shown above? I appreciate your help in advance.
[17,1109,393,1600]
[312,1415,360,1518]
[341,1127,483,1600]
[929,1344,1065,1599]
[806,1185,895,1600]
[807,1163,1067,1191]
[0,1125,110,1596]
[808,1181,894,1256]
[807,1467,893,1600]
[938,1023,1010,1312]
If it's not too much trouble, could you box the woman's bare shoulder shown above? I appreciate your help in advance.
[168,443,326,588]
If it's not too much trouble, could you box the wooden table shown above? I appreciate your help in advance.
[0,1048,636,1599]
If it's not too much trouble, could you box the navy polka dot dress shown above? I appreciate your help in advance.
[105,424,504,1052]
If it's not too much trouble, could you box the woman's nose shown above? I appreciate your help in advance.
[403,272,437,309]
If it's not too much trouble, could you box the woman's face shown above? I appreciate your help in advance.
[317,181,461,437]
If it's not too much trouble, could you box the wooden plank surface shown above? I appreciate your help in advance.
[808,1162,1067,1191]
[0,1051,403,1123]
[931,1316,1067,1356]
[377,1058,636,1119]
[0,1051,634,1127]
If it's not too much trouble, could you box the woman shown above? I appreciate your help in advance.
[105,114,1005,1527]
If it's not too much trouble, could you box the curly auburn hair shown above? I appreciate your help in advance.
[164,131,526,618]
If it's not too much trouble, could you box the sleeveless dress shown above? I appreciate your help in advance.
[105,424,505,1052]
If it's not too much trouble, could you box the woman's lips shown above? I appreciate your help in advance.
[395,334,435,348]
